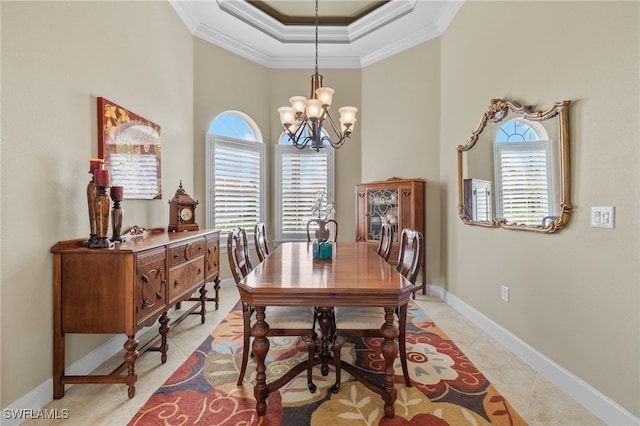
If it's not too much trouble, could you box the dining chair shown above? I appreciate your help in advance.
[227,228,318,391]
[331,228,424,392]
[376,222,394,261]
[254,222,270,262]
[306,218,339,242]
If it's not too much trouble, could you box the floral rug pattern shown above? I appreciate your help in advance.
[129,301,527,425]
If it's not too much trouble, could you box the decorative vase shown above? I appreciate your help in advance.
[90,169,113,249]
[86,159,104,246]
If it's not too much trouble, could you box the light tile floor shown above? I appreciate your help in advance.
[24,281,604,425]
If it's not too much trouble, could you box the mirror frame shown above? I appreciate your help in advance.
[457,98,572,233]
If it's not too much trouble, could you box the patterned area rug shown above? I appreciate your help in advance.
[129,301,527,425]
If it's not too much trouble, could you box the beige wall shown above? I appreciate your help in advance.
[439,0,638,416]
[361,39,443,286]
[1,0,639,419]
[192,39,270,275]
[1,1,194,406]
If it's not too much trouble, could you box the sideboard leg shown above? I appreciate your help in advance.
[53,252,65,399]
[158,313,170,363]
[198,285,207,324]
[53,330,65,399]
[124,335,139,399]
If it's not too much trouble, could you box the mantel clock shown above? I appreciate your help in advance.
[168,181,199,232]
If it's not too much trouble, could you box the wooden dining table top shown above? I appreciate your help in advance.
[237,241,413,307]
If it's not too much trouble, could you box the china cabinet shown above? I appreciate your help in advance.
[355,178,426,293]
[463,178,492,222]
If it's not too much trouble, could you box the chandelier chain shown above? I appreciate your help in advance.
[314,0,319,74]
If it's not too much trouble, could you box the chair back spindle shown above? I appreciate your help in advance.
[376,222,394,261]
[254,222,270,262]
[227,228,253,284]
[395,228,424,285]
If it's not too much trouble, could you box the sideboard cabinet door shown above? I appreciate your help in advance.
[135,247,167,328]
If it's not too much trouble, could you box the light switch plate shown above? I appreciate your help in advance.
[591,207,615,229]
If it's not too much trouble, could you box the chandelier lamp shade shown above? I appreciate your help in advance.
[277,0,358,152]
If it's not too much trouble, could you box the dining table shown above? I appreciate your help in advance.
[236,241,414,419]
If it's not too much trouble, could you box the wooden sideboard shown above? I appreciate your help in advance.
[51,229,220,399]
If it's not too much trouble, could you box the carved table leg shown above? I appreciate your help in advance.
[124,335,139,399]
[380,307,398,418]
[198,285,208,324]
[331,335,344,394]
[251,306,270,416]
[305,335,317,393]
[158,313,170,364]
[316,306,333,376]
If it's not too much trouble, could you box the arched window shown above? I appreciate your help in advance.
[494,118,556,226]
[209,112,258,141]
[274,129,335,242]
[206,111,265,245]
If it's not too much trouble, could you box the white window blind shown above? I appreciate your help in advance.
[275,145,334,241]
[207,136,265,243]
[495,141,554,226]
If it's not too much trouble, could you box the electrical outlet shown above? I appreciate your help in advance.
[501,285,509,302]
[591,206,615,229]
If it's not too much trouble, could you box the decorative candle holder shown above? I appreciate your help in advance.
[110,186,124,242]
[90,169,113,249]
[86,159,104,246]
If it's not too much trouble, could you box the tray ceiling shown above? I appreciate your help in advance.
[169,0,464,69]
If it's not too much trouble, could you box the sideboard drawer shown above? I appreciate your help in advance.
[168,238,206,267]
[168,257,205,304]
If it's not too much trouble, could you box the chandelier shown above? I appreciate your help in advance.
[277,0,358,152]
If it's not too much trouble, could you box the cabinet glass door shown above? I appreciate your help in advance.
[367,188,399,242]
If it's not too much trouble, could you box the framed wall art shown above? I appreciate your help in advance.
[98,97,162,199]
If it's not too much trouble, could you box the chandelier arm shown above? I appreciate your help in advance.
[292,134,313,150]
[284,116,308,139]
[323,134,346,149]
[294,118,309,139]
[286,119,317,150]
[323,110,346,140]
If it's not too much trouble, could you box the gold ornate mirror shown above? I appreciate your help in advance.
[457,99,572,233]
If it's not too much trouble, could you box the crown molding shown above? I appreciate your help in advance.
[218,0,417,44]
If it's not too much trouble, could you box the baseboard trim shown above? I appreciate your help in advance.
[1,336,124,426]
[425,284,639,426]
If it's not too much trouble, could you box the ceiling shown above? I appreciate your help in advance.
[169,0,464,69]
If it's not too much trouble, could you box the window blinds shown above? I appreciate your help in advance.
[495,141,553,226]
[277,146,330,240]
[212,139,263,236]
